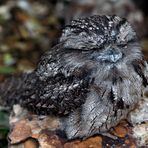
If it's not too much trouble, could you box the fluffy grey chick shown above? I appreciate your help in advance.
[0,15,148,139]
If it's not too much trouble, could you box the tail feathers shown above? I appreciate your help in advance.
[0,73,35,109]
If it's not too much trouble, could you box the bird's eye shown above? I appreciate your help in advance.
[91,48,98,50]
[117,43,127,48]
[65,47,90,52]
[91,46,103,51]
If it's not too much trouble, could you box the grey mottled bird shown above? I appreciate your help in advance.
[0,15,148,139]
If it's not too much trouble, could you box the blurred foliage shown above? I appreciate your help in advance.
[0,0,68,77]
[0,111,9,148]
[0,1,67,147]
[0,66,16,74]
[0,0,148,147]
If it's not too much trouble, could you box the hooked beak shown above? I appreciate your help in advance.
[108,49,123,62]
[98,48,123,63]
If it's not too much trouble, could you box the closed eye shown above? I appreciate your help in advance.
[64,48,91,55]
[64,45,103,52]
[65,47,89,52]
[117,44,127,48]
[90,45,104,51]
[90,47,99,50]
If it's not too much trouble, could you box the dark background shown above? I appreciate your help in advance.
[0,0,148,147]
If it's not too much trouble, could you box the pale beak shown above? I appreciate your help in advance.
[97,48,123,63]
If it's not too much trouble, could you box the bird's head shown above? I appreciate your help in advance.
[60,15,142,64]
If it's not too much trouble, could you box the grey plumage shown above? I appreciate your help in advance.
[0,15,148,139]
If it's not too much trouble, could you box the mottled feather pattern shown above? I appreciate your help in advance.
[21,73,90,115]
[0,15,147,139]
[0,73,31,108]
